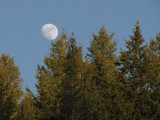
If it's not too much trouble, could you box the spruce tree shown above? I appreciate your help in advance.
[87,26,125,119]
[36,30,67,120]
[19,87,36,120]
[60,33,84,120]
[120,22,151,119]
[0,54,23,120]
[146,32,160,119]
[76,58,95,120]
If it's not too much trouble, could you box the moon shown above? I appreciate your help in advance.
[42,24,58,40]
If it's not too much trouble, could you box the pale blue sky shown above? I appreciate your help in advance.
[0,0,160,94]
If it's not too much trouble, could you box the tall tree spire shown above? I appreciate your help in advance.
[36,30,68,120]
[0,54,23,120]
[60,33,84,120]
[87,26,125,119]
[120,22,151,119]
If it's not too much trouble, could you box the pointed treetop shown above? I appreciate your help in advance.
[136,20,140,26]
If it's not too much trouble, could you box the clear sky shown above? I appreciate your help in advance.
[0,0,160,94]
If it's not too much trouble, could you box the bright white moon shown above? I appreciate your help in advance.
[42,24,58,40]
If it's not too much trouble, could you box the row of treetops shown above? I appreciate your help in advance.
[0,21,160,119]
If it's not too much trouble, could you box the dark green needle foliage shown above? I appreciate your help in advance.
[36,30,68,120]
[19,87,37,120]
[60,33,84,120]
[120,21,157,119]
[0,54,23,120]
[146,32,160,119]
[1,22,160,120]
[87,26,126,119]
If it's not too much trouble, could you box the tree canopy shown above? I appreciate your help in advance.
[1,22,160,120]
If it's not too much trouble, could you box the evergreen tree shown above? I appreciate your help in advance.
[146,32,160,119]
[87,26,125,119]
[60,33,84,120]
[120,22,151,119]
[76,58,95,120]
[0,54,23,120]
[19,87,36,120]
[36,30,67,120]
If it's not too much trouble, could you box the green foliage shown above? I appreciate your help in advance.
[120,22,160,119]
[19,87,36,120]
[0,54,23,120]
[146,32,160,119]
[36,30,68,120]
[60,33,84,120]
[87,26,128,119]
[1,22,160,120]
